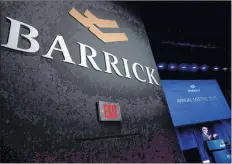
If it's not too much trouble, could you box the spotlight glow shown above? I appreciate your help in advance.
[179,63,189,71]
[157,63,166,70]
[213,66,219,71]
[168,63,177,71]
[201,65,208,71]
[190,64,199,72]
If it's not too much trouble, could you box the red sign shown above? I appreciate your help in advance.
[103,104,118,119]
[98,101,121,121]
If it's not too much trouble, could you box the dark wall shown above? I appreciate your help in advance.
[0,1,184,162]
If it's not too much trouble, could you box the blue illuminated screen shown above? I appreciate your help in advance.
[161,80,231,127]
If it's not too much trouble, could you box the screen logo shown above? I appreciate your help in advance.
[220,140,226,148]
[190,85,196,89]
[69,8,128,43]
[188,84,200,92]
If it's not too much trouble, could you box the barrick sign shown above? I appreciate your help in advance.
[1,16,160,86]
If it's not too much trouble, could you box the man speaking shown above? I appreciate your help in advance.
[202,126,218,162]
[202,127,218,141]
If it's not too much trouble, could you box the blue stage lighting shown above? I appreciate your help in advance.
[157,63,166,70]
[213,66,219,71]
[178,63,188,71]
[200,65,208,71]
[190,64,199,72]
[168,63,177,71]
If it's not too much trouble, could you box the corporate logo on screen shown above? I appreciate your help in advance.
[220,140,226,148]
[188,85,200,92]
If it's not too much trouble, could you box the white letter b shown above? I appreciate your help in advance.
[1,17,39,53]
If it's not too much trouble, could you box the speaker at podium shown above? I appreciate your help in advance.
[206,139,231,163]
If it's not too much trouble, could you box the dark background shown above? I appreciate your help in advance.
[0,1,184,163]
[0,1,231,163]
[124,1,231,66]
[124,1,231,105]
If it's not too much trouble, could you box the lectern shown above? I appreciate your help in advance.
[206,139,231,163]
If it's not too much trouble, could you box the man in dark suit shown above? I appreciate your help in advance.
[202,127,218,141]
[202,127,218,162]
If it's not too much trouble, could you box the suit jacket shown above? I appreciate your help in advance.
[202,133,211,142]
[202,133,212,156]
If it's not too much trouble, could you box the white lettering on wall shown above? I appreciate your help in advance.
[145,67,160,85]
[1,17,160,86]
[77,42,102,72]
[42,35,76,64]
[103,51,123,77]
[132,63,146,82]
[121,58,132,79]
[1,17,39,53]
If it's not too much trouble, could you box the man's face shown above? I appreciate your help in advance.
[203,128,208,134]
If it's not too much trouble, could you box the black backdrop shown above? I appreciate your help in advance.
[0,1,184,162]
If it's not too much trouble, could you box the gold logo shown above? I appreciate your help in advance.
[69,8,128,43]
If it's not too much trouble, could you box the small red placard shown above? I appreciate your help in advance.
[98,101,122,121]
[103,104,119,119]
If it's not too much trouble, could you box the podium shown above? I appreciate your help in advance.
[206,139,231,163]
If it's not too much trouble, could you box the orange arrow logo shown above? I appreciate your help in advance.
[69,8,128,43]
